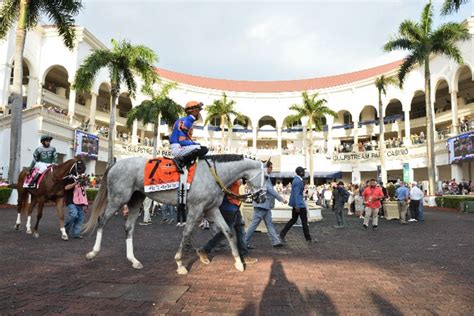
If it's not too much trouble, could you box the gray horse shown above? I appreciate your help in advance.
[83,154,266,275]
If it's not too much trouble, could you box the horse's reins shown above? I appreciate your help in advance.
[51,161,81,181]
[203,158,265,202]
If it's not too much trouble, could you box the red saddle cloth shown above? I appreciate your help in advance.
[22,167,51,189]
[144,157,197,193]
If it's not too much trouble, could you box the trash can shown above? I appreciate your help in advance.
[464,201,474,213]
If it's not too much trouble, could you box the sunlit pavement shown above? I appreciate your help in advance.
[0,206,472,314]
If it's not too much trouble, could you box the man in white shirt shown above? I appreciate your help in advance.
[409,182,424,222]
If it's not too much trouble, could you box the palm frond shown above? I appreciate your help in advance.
[26,0,42,29]
[43,0,83,49]
[74,49,113,92]
[399,20,423,42]
[420,1,434,35]
[441,0,469,15]
[398,53,419,86]
[384,37,414,52]
[0,0,20,39]
[122,67,137,98]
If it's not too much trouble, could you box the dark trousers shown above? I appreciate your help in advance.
[410,199,420,220]
[280,207,312,241]
[177,204,187,223]
[203,210,248,256]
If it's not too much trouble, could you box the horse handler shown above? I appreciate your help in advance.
[245,161,287,248]
[196,179,258,265]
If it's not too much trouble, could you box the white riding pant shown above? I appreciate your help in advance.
[34,162,51,173]
[170,143,201,158]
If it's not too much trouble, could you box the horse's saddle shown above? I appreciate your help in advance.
[144,157,197,193]
[22,167,50,189]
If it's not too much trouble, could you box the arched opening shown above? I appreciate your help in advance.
[456,66,474,133]
[97,83,111,113]
[410,91,427,145]
[43,65,70,99]
[283,117,302,131]
[117,93,132,118]
[258,115,277,129]
[233,116,251,130]
[359,105,378,123]
[409,91,426,120]
[434,79,451,114]
[10,59,30,85]
[385,99,403,122]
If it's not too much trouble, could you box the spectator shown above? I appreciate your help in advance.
[409,182,424,222]
[64,178,88,239]
[362,179,384,230]
[333,181,350,228]
[395,181,410,224]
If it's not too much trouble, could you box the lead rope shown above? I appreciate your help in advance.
[203,158,254,201]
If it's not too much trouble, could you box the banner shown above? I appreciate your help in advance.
[74,130,99,160]
[402,163,410,183]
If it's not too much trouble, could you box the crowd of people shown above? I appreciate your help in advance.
[440,178,473,195]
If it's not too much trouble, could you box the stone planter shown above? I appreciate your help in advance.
[384,201,399,220]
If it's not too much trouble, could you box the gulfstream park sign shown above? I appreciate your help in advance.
[329,148,409,161]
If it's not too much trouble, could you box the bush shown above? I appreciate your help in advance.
[86,188,99,202]
[0,187,13,204]
[386,184,396,199]
[434,196,474,210]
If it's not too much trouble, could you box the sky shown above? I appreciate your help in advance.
[72,0,474,81]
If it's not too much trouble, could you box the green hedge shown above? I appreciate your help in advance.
[86,188,99,202]
[0,187,13,204]
[435,196,474,210]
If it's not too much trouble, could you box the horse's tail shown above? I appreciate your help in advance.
[83,166,111,235]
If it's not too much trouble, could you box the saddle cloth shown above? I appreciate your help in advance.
[144,157,196,193]
[22,167,50,189]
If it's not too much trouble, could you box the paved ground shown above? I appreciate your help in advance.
[0,205,473,315]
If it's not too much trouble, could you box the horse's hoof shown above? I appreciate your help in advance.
[234,262,245,272]
[14,224,20,230]
[132,261,143,269]
[176,266,188,275]
[33,232,39,238]
[86,252,96,260]
[61,234,68,241]
[26,229,32,235]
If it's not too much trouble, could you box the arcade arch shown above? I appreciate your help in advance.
[43,65,70,100]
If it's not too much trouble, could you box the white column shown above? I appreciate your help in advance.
[451,90,459,135]
[277,126,282,153]
[353,120,359,152]
[204,124,209,146]
[26,76,38,108]
[404,109,411,146]
[131,120,138,144]
[351,167,361,185]
[89,92,97,133]
[252,127,257,153]
[68,87,76,121]
[36,83,43,106]
[451,164,463,182]
[326,117,334,154]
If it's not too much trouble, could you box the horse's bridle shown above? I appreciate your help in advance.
[204,158,266,202]
[53,160,83,181]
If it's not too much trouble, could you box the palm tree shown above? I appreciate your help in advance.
[0,0,83,183]
[384,0,470,195]
[286,91,337,186]
[375,75,398,184]
[204,93,244,148]
[441,0,470,15]
[126,83,182,157]
[74,39,158,165]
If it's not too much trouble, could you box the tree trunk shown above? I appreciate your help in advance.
[152,112,161,157]
[378,91,387,184]
[308,119,314,186]
[108,84,119,166]
[221,115,225,148]
[153,111,163,151]
[424,60,436,195]
[8,0,29,184]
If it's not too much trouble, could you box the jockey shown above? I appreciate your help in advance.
[28,135,58,187]
[170,101,208,173]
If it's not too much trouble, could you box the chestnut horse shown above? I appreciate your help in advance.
[13,158,86,240]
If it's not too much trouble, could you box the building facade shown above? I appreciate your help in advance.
[0,19,473,185]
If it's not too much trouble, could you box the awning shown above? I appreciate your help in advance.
[269,171,342,179]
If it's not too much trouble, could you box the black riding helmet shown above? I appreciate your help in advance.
[40,135,53,143]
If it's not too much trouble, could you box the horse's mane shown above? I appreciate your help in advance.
[204,154,245,163]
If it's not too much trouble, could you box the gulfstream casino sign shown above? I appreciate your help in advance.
[330,148,409,161]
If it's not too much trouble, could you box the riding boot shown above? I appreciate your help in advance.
[173,157,185,174]
[29,173,41,188]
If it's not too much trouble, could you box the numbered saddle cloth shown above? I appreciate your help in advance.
[144,157,197,193]
[22,166,51,189]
